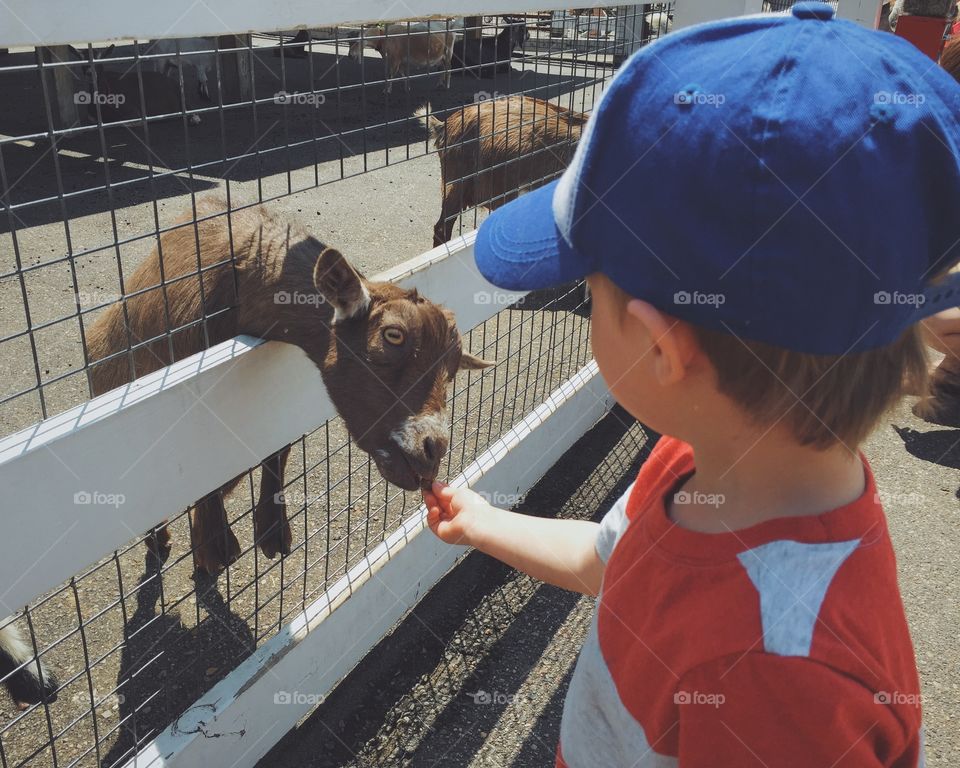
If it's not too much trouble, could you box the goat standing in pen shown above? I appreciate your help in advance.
[145,37,216,101]
[417,96,588,246]
[348,24,456,94]
[85,198,491,575]
[452,19,529,78]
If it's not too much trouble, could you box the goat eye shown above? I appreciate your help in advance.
[382,326,405,346]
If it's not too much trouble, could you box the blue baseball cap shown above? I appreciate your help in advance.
[475,2,960,354]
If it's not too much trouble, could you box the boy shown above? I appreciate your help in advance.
[423,3,960,766]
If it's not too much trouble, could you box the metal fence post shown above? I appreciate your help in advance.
[614,3,645,65]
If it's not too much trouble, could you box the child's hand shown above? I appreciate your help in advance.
[422,481,491,546]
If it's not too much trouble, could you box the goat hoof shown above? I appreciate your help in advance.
[256,518,292,559]
[194,529,241,574]
[146,526,172,564]
[8,669,58,711]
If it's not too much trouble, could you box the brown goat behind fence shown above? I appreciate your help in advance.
[417,96,588,246]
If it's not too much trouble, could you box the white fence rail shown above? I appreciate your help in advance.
[0,233,519,616]
[0,0,880,47]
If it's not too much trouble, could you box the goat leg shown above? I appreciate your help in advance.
[382,53,394,94]
[254,447,293,559]
[434,183,466,246]
[190,489,241,574]
[145,522,172,563]
[197,67,210,100]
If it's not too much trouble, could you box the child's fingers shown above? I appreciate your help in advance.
[422,488,438,509]
[433,481,457,501]
[426,502,442,531]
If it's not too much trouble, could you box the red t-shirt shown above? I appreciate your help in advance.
[557,436,924,767]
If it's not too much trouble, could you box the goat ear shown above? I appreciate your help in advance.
[313,247,370,321]
[100,44,115,60]
[459,351,495,371]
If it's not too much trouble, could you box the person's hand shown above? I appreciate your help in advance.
[422,481,491,546]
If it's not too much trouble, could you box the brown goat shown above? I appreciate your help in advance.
[86,198,491,573]
[416,96,588,246]
[349,24,455,93]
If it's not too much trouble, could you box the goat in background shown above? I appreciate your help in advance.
[452,19,529,79]
[349,24,456,93]
[417,96,587,246]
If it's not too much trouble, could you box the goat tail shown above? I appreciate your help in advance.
[414,104,444,146]
[0,622,58,708]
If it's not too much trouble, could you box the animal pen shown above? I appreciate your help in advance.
[0,0,880,766]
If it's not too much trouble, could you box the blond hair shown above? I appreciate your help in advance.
[603,279,930,449]
[691,325,927,449]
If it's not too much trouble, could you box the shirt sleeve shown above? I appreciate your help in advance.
[595,482,634,564]
[675,653,918,768]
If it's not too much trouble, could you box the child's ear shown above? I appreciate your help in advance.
[626,299,699,385]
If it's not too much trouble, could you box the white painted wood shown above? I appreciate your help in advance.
[121,360,613,768]
[0,237,523,614]
[835,0,884,28]
[674,0,757,28]
[0,0,617,48]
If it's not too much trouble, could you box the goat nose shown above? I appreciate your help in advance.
[423,435,443,463]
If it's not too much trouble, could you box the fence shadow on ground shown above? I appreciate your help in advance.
[259,407,658,768]
[101,555,256,768]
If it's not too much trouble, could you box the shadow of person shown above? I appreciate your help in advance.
[894,424,960,470]
[101,556,255,768]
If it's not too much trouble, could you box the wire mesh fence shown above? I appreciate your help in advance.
[762,0,840,11]
[0,5,673,765]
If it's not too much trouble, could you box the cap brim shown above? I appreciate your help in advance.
[474,180,594,291]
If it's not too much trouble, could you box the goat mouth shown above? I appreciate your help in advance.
[372,450,430,492]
